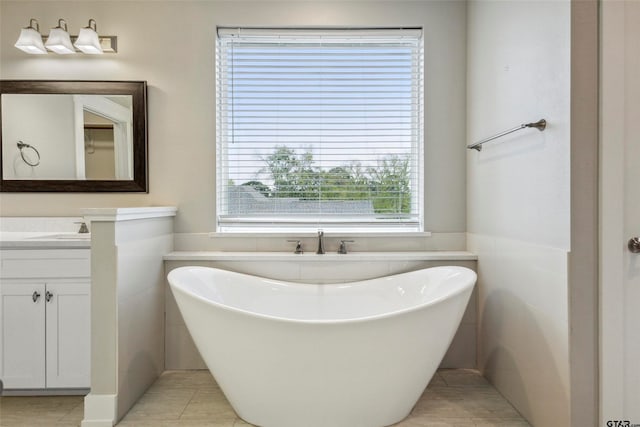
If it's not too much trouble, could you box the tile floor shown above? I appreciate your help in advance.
[0,369,530,426]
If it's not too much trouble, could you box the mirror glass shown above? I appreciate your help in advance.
[0,81,147,192]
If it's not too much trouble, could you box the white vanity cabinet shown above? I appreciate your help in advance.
[0,249,90,391]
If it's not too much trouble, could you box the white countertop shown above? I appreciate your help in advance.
[164,250,477,262]
[81,206,177,222]
[0,232,91,249]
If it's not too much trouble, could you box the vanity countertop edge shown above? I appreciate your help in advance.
[0,232,91,249]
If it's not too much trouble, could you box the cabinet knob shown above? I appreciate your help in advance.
[45,291,54,302]
[32,291,41,303]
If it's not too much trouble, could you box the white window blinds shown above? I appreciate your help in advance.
[216,28,424,232]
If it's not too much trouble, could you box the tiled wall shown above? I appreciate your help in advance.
[174,232,467,253]
[164,259,478,371]
[466,0,571,425]
[468,234,569,426]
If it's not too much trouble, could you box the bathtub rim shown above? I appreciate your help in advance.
[168,265,476,325]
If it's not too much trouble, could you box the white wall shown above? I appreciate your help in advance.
[2,94,76,179]
[466,1,571,426]
[82,208,175,426]
[0,0,467,247]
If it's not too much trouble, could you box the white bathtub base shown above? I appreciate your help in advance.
[169,266,476,427]
[191,310,458,427]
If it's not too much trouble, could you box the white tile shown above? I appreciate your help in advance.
[424,232,467,251]
[460,285,478,325]
[211,260,302,281]
[299,260,390,283]
[174,233,213,251]
[472,233,569,427]
[440,323,477,368]
[165,324,207,370]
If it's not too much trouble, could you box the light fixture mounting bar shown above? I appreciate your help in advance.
[42,35,117,53]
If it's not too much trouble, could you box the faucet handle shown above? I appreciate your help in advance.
[287,240,303,254]
[75,221,89,234]
[338,240,355,254]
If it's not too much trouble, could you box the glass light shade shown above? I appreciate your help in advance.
[45,27,75,54]
[74,27,103,54]
[14,27,47,54]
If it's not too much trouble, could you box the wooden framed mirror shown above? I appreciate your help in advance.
[0,80,147,192]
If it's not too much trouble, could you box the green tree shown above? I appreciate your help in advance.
[367,155,411,214]
[321,167,355,199]
[261,146,321,199]
[318,164,372,201]
[257,146,411,214]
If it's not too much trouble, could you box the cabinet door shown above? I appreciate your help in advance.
[0,282,46,389]
[45,282,90,388]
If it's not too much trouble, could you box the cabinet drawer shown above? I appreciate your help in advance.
[0,250,90,279]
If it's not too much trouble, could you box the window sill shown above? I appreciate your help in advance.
[164,250,475,262]
[208,231,432,238]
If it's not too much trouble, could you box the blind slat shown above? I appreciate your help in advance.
[216,28,424,232]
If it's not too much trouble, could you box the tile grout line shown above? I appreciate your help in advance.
[176,388,198,420]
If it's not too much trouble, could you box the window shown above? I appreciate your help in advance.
[216,28,424,232]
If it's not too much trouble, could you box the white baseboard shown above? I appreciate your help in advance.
[81,393,117,427]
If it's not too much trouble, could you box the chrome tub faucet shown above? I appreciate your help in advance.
[338,240,354,254]
[316,230,325,254]
[75,221,89,233]
[287,240,304,254]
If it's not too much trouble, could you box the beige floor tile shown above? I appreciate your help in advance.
[119,389,196,421]
[179,389,237,421]
[232,419,254,426]
[146,370,218,393]
[427,372,447,388]
[59,401,84,422]
[0,395,84,426]
[411,376,526,422]
[117,421,236,427]
[440,369,491,386]
[0,369,530,427]
[392,415,475,426]
[472,419,532,426]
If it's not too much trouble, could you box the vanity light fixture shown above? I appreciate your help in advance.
[15,18,117,55]
[74,19,103,54]
[45,19,75,54]
[14,18,47,54]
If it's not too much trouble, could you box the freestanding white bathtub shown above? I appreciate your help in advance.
[168,265,476,427]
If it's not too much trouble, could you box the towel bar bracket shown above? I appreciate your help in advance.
[526,119,547,132]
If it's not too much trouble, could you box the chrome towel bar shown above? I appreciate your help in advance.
[467,119,546,152]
